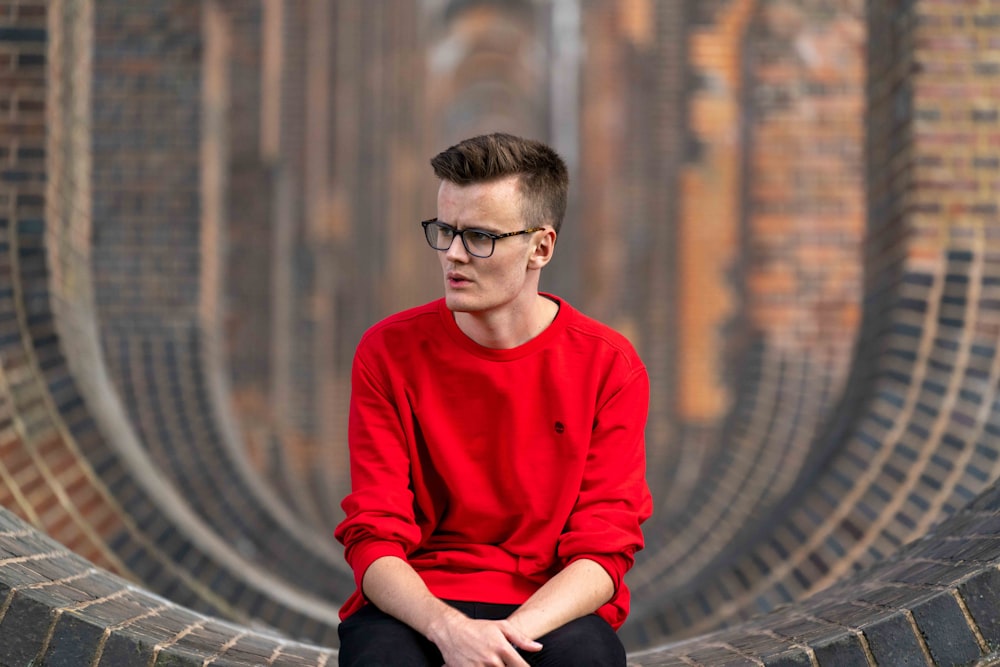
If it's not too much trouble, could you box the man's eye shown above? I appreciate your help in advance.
[467,231,492,243]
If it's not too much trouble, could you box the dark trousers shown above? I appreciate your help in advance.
[337,600,626,667]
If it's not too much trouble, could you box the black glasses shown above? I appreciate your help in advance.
[421,219,545,259]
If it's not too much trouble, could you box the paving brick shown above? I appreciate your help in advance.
[151,646,215,667]
[863,612,929,667]
[0,589,52,663]
[42,612,103,666]
[763,649,814,667]
[812,633,869,667]
[682,644,758,666]
[958,567,1000,651]
[628,655,690,667]
[97,632,158,667]
[911,594,982,666]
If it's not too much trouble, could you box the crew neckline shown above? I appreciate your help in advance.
[437,293,567,361]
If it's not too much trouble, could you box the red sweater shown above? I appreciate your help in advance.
[334,295,652,630]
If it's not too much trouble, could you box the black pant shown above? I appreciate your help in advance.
[337,600,626,667]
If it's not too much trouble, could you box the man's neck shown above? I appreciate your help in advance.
[454,294,560,349]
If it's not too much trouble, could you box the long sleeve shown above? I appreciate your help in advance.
[557,363,653,628]
[334,343,422,599]
[334,298,653,627]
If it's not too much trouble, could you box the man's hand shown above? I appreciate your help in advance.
[361,556,613,665]
[362,557,542,665]
[428,612,542,667]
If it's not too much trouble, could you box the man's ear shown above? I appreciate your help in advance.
[527,228,557,270]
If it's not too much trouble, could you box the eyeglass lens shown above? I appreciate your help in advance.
[425,222,494,258]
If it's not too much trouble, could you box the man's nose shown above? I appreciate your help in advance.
[444,233,469,261]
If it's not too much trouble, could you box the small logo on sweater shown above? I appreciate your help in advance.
[554,421,565,434]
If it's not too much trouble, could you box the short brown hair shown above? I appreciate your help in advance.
[430,133,569,233]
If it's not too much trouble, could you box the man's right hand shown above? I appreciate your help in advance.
[427,610,542,667]
[362,556,542,666]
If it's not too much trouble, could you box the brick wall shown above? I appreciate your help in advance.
[625,0,1000,659]
[3,0,1000,665]
[0,0,348,652]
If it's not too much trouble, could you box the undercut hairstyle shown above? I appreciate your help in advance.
[430,133,569,234]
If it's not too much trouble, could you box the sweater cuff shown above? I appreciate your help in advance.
[348,538,409,593]
[566,552,629,593]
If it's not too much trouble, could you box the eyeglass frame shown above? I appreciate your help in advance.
[420,218,547,259]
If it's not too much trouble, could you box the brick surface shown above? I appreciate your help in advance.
[42,613,103,666]
[762,650,814,667]
[811,633,869,666]
[959,567,1000,650]
[911,594,982,666]
[98,632,159,667]
[0,589,52,662]
[862,612,929,667]
[4,0,1000,666]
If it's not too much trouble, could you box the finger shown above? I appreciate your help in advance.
[500,626,543,653]
[510,636,543,652]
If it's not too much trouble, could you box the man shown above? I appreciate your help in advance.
[335,133,652,666]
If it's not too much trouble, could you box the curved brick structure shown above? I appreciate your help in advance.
[3,1,1000,666]
[0,506,335,665]
[86,0,351,596]
[0,0,346,652]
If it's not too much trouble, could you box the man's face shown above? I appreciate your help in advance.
[434,175,545,315]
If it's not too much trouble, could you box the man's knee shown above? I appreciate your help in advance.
[531,615,626,667]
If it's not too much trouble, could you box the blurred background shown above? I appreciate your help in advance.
[4,0,1000,664]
